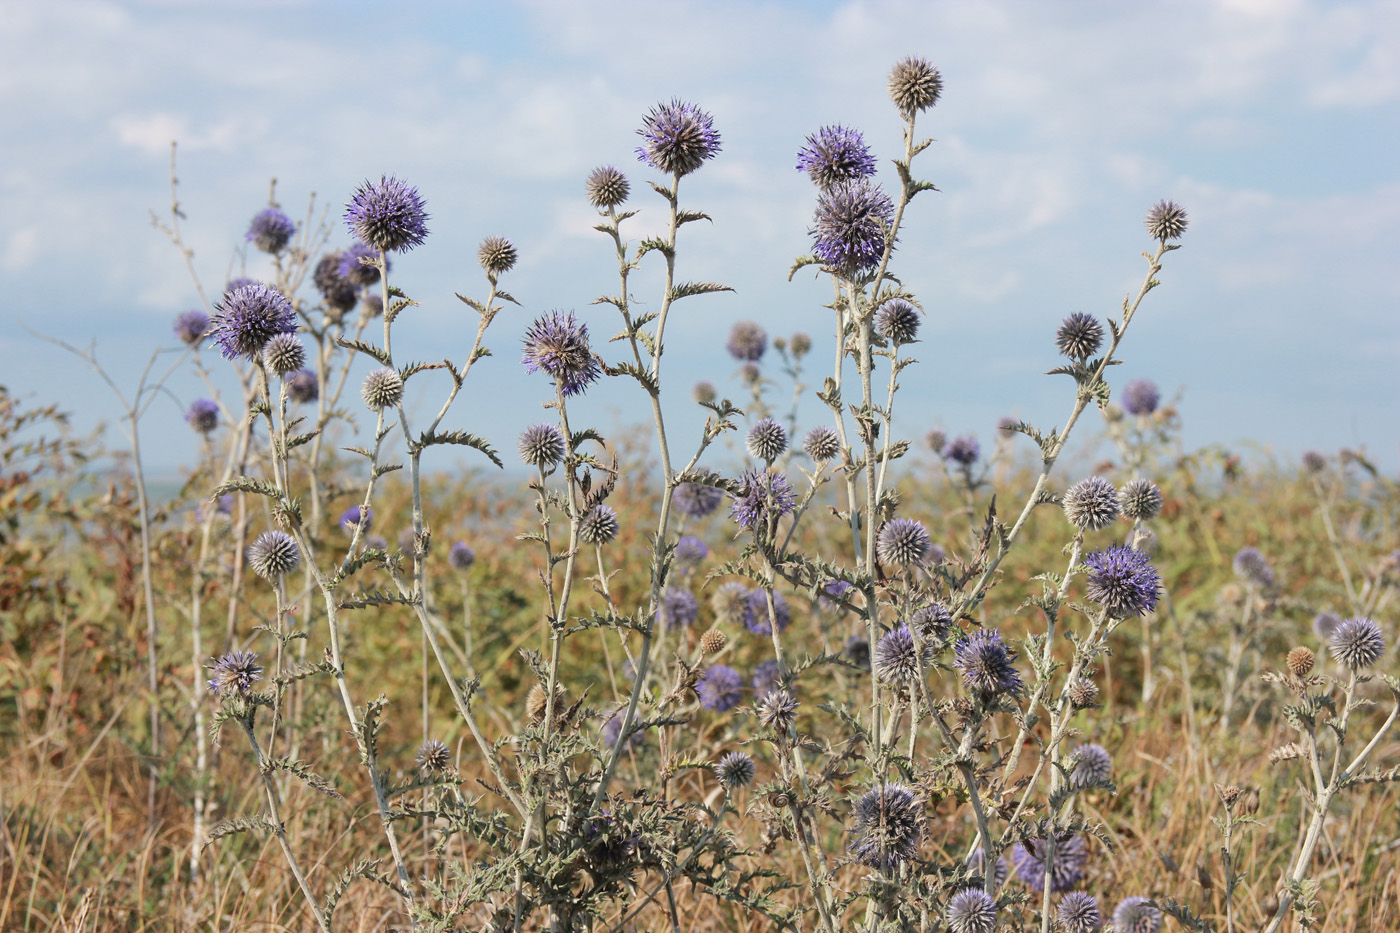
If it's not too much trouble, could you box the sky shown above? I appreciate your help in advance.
[2,0,1398,479]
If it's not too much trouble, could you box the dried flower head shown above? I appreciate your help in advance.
[757,687,799,733]
[789,331,812,356]
[635,99,721,177]
[716,751,755,788]
[698,664,742,712]
[812,178,894,276]
[743,588,791,635]
[522,310,601,397]
[1112,896,1163,933]
[287,369,318,404]
[1122,378,1160,416]
[448,541,475,571]
[888,55,943,116]
[1063,476,1121,531]
[711,581,750,626]
[1313,611,1342,641]
[415,739,452,774]
[1084,545,1161,618]
[1057,892,1102,933]
[477,235,517,276]
[692,381,717,404]
[954,628,1024,698]
[210,283,296,361]
[1287,645,1315,677]
[730,469,796,530]
[262,332,306,376]
[1145,200,1188,241]
[247,530,300,579]
[207,649,263,696]
[586,165,630,209]
[1067,677,1100,708]
[661,587,699,630]
[849,782,924,871]
[1232,547,1275,588]
[344,175,429,253]
[518,423,565,468]
[1302,450,1327,473]
[796,124,876,190]
[803,425,841,462]
[361,367,404,410]
[185,398,219,434]
[526,683,566,723]
[876,517,932,567]
[246,208,295,254]
[173,309,210,346]
[675,481,724,518]
[1329,617,1385,670]
[579,505,620,546]
[943,435,980,467]
[1068,743,1113,790]
[726,320,767,362]
[926,429,947,455]
[1119,478,1163,521]
[746,417,788,462]
[874,624,931,686]
[1011,831,1087,893]
[1055,312,1103,360]
[699,629,727,655]
[876,298,921,344]
[945,888,997,933]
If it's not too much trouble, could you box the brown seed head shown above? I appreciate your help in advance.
[1286,645,1315,678]
[526,684,565,724]
[1215,783,1242,808]
[700,629,727,655]
[1067,677,1100,709]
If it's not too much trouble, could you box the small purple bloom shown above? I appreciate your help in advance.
[1122,378,1160,416]
[849,782,923,871]
[796,125,877,190]
[726,320,767,362]
[1010,831,1088,893]
[185,398,219,434]
[675,535,708,565]
[207,649,263,696]
[209,283,296,361]
[811,178,894,277]
[661,587,699,630]
[751,659,781,700]
[246,208,295,254]
[339,505,372,534]
[943,435,980,467]
[287,369,318,404]
[730,469,796,530]
[674,482,724,518]
[522,310,601,397]
[337,241,385,287]
[173,310,209,346]
[698,664,742,712]
[818,580,853,614]
[449,541,475,572]
[744,588,791,636]
[344,175,429,253]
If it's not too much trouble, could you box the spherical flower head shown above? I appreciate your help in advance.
[518,423,565,469]
[601,708,643,751]
[361,367,404,411]
[849,782,923,872]
[1121,379,1160,416]
[674,481,724,519]
[876,298,921,344]
[715,750,755,789]
[1057,892,1102,933]
[1112,896,1162,933]
[185,398,219,434]
[246,208,295,254]
[876,517,932,567]
[966,847,1009,888]
[210,283,296,361]
[912,601,953,644]
[726,320,767,362]
[661,587,699,630]
[1011,831,1087,893]
[586,165,630,209]
[442,540,475,572]
[477,235,517,276]
[1145,200,1188,241]
[751,659,781,699]
[796,124,877,190]
[1287,645,1316,677]
[344,175,429,253]
[1119,478,1163,521]
[1068,743,1113,790]
[337,241,384,287]
[802,425,841,462]
[740,362,761,385]
[730,469,796,531]
[1084,545,1161,618]
[635,98,721,177]
[1329,617,1385,670]
[313,251,358,313]
[711,581,750,626]
[208,649,263,696]
[1232,547,1275,588]
[338,505,372,534]
[954,627,1024,698]
[790,332,812,357]
[1055,312,1104,361]
[287,369,318,404]
[746,417,788,462]
[1302,450,1327,473]
[818,580,854,614]
[943,435,980,467]
[874,624,931,686]
[699,628,727,654]
[247,529,300,579]
[522,310,601,397]
[1313,611,1342,641]
[174,310,210,347]
[698,664,742,712]
[945,887,997,933]
[1063,476,1121,531]
[675,534,708,565]
[415,739,452,775]
[1067,677,1100,709]
[758,686,799,732]
[579,504,620,546]
[811,178,894,276]
[845,634,871,669]
[692,381,717,404]
[743,588,791,635]
[888,55,943,116]
[262,332,306,376]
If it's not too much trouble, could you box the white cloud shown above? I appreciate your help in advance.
[2,228,39,271]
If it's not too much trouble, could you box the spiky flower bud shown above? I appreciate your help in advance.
[945,888,997,933]
[185,399,219,434]
[262,332,306,376]
[448,541,475,571]
[247,530,300,579]
[579,505,619,546]
[1057,892,1102,933]
[789,332,812,357]
[875,298,920,344]
[586,165,630,209]
[1055,311,1104,360]
[518,423,565,468]
[692,381,717,404]
[287,369,318,404]
[874,624,930,685]
[726,321,767,362]
[1286,646,1315,677]
[1329,617,1385,670]
[1119,478,1163,521]
[635,99,721,177]
[715,750,755,788]
[477,235,517,276]
[415,739,452,774]
[803,425,841,462]
[207,649,263,696]
[1313,611,1342,641]
[926,429,947,454]
[1302,450,1326,473]
[1232,547,1275,588]
[757,687,798,733]
[746,417,788,462]
[943,435,980,466]
[1145,200,1188,241]
[876,517,932,566]
[361,367,404,410]
[699,629,727,655]
[1067,677,1099,708]
[796,124,876,189]
[1063,476,1121,531]
[887,56,942,117]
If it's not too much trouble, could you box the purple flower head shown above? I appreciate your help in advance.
[247,530,300,579]
[209,283,296,361]
[1122,379,1160,416]
[448,540,475,571]
[698,664,742,712]
[726,320,767,362]
[751,659,781,700]
[746,417,788,462]
[876,297,921,345]
[1068,743,1113,790]
[1330,617,1385,670]
[943,435,980,467]
[1058,892,1102,933]
[1232,547,1275,588]
[818,579,854,614]
[945,887,997,933]
[339,505,372,534]
[675,534,708,565]
[601,707,644,751]
[207,649,263,697]
[743,588,791,636]
[796,125,877,190]
[674,481,724,518]
[1010,831,1087,893]
[1313,611,1342,641]
[313,251,358,314]
[876,517,932,567]
[344,175,429,253]
[246,208,295,254]
[913,601,953,644]
[954,627,1024,698]
[1112,896,1162,933]
[287,369,318,404]
[715,750,755,788]
[849,782,923,872]
[415,739,451,774]
[518,423,566,469]
[337,241,385,287]
[757,687,799,732]
[173,310,210,347]
[803,425,841,462]
[635,99,721,177]
[1145,199,1188,241]
[874,624,930,686]
[185,398,219,434]
[661,587,699,630]
[730,469,796,530]
[1056,312,1104,361]
[1084,545,1161,618]
[811,178,894,276]
[522,310,601,397]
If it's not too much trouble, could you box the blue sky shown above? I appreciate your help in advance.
[2,0,1398,476]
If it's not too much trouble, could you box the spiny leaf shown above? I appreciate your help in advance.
[668,281,734,301]
[410,430,503,468]
[335,336,391,367]
[203,814,277,849]
[264,756,343,799]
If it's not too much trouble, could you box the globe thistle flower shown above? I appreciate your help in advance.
[758,686,799,732]
[1313,611,1342,641]
[1057,892,1102,933]
[726,320,767,362]
[247,530,300,579]
[943,435,980,466]
[1063,476,1121,531]
[477,235,517,276]
[699,629,727,654]
[415,739,452,775]
[730,469,796,530]
[579,505,620,546]
[796,124,876,190]
[185,398,219,434]
[344,175,429,253]
[1329,617,1385,670]
[874,625,930,686]
[361,367,404,410]
[1287,646,1316,677]
[715,750,755,789]
[675,535,708,566]
[313,251,358,313]
[262,332,306,376]
[1302,450,1327,473]
[945,888,997,933]
[635,98,721,177]
[1121,379,1160,416]
[447,540,475,572]
[966,847,1009,888]
[246,207,295,254]
[954,628,1024,698]
[1068,743,1113,790]
[926,429,947,455]
[1055,312,1104,360]
[339,505,372,534]
[698,664,742,712]
[1067,677,1100,709]
[750,659,781,698]
[674,481,724,518]
[818,579,854,614]
[743,588,791,635]
[746,417,788,462]
[522,310,601,397]
[336,241,385,287]
[518,423,565,468]
[173,309,209,346]
[210,283,296,361]
[1119,478,1163,521]
[207,649,263,696]
[875,298,920,344]
[1144,200,1188,241]
[692,381,717,404]
[888,55,943,116]
[586,165,630,209]
[1010,832,1087,893]
[912,601,953,643]
[849,782,924,872]
[1084,545,1161,618]
[363,534,388,551]
[362,293,384,318]
[1232,547,1275,588]
[789,331,812,357]
[845,635,871,670]
[811,178,894,276]
[601,708,643,751]
[287,369,318,404]
[661,587,699,630]
[1112,896,1163,933]
[740,362,761,385]
[711,581,750,626]
[876,517,932,567]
